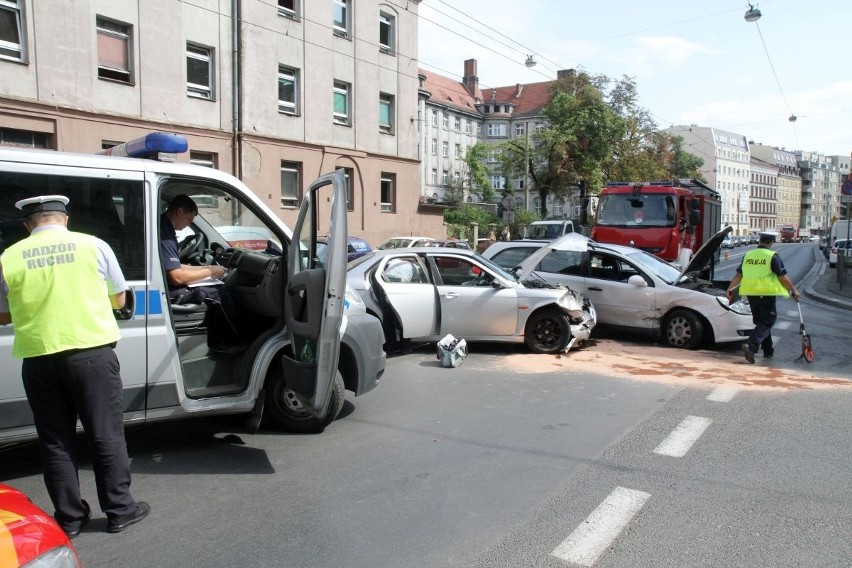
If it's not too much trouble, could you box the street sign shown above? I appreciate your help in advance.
[841,195,852,203]
[842,179,852,195]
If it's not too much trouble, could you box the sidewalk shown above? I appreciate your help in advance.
[802,248,852,311]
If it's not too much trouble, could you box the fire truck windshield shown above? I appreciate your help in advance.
[596,193,677,228]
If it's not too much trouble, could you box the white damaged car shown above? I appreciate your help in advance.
[484,228,753,348]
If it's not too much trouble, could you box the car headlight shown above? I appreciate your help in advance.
[717,296,751,315]
[23,546,81,568]
[344,283,366,316]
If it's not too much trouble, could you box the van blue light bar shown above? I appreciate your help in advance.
[98,132,188,161]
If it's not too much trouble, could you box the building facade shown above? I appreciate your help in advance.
[795,151,840,237]
[747,156,778,234]
[665,126,751,235]
[0,0,435,245]
[749,144,801,232]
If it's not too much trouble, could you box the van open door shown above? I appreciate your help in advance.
[280,170,348,418]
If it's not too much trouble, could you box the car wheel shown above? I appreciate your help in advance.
[524,308,570,354]
[264,364,345,433]
[663,309,704,349]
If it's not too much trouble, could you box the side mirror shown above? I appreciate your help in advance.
[627,274,648,288]
[491,279,506,289]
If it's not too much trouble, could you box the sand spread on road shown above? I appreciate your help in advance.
[499,339,849,391]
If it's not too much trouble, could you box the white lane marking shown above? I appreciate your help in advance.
[551,487,651,567]
[775,321,792,330]
[653,416,712,457]
[785,310,798,318]
[707,385,737,402]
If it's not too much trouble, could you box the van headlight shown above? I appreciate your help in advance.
[344,284,366,316]
[717,296,751,315]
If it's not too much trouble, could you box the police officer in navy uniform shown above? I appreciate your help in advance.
[725,231,800,364]
[0,195,149,537]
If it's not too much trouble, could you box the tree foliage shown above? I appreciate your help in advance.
[446,142,494,205]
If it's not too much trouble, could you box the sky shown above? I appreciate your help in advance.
[417,0,852,157]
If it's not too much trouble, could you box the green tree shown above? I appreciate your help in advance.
[446,142,494,205]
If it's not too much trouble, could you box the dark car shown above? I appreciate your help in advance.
[318,236,373,263]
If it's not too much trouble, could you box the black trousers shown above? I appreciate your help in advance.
[22,345,136,530]
[745,295,777,354]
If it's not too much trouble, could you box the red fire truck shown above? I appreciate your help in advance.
[591,179,722,273]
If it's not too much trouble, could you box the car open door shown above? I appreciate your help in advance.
[280,170,347,418]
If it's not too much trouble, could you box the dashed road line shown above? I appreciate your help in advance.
[707,385,738,402]
[551,486,651,567]
[653,415,712,457]
[775,321,792,330]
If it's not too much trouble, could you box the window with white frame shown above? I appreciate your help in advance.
[278,0,298,19]
[0,0,25,61]
[453,171,461,185]
[442,114,448,129]
[186,43,213,99]
[278,66,298,114]
[281,161,302,207]
[379,12,394,53]
[476,123,482,135]
[442,141,448,157]
[431,169,437,184]
[379,93,394,134]
[380,173,395,212]
[442,170,449,185]
[97,17,132,83]
[490,175,505,189]
[431,138,437,155]
[333,0,349,36]
[515,123,525,136]
[552,199,563,217]
[515,178,524,190]
[465,119,472,134]
[454,117,461,131]
[333,81,350,125]
[454,143,461,159]
[190,151,217,168]
[487,123,506,137]
[431,109,438,126]
[486,149,498,163]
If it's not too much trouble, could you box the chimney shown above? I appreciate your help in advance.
[462,59,482,100]
[557,68,577,80]
[515,83,523,97]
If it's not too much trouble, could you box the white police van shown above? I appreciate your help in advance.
[0,133,385,446]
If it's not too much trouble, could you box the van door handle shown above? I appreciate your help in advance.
[443,292,458,299]
[588,286,603,292]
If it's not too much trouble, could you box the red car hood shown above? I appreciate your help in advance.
[0,483,78,567]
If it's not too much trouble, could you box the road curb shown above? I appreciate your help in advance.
[802,248,852,311]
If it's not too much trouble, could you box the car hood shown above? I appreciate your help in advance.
[677,226,732,283]
[517,233,589,279]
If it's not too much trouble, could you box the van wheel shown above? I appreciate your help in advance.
[264,367,345,433]
[524,308,570,354]
[663,309,703,349]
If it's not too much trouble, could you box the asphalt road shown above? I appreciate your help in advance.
[2,243,850,567]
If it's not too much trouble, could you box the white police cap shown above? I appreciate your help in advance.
[14,195,70,216]
[758,231,778,242]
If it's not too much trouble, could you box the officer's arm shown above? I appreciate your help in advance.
[725,273,743,301]
[110,291,126,310]
[778,274,800,301]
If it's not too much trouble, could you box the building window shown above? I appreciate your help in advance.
[490,175,505,189]
[101,140,122,150]
[431,169,437,184]
[380,173,395,213]
[0,0,25,61]
[442,170,449,186]
[186,43,213,99]
[553,199,563,217]
[431,138,437,156]
[333,81,350,125]
[379,93,394,134]
[442,141,448,158]
[0,128,48,149]
[487,123,506,137]
[453,171,461,185]
[332,0,349,37]
[281,161,301,207]
[278,0,298,20]
[454,143,461,159]
[431,109,438,126]
[96,17,132,83]
[515,123,526,136]
[476,123,482,135]
[442,114,448,130]
[190,151,217,168]
[454,117,461,131]
[378,12,394,53]
[515,178,524,190]
[465,120,472,134]
[278,66,298,114]
[335,167,354,211]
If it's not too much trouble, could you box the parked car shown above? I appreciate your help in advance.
[482,229,753,349]
[317,236,373,263]
[376,236,437,249]
[0,483,81,567]
[346,247,596,354]
[829,239,852,267]
[435,239,472,249]
[721,237,734,249]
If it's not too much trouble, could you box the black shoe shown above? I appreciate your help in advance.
[763,350,774,358]
[64,500,91,540]
[742,344,755,364]
[107,502,150,533]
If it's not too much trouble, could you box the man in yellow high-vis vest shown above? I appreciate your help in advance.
[0,195,149,537]
[725,231,799,364]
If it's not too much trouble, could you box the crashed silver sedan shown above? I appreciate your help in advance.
[345,247,596,354]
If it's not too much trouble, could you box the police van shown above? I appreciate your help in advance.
[0,133,386,446]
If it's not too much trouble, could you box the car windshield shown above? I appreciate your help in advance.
[475,254,519,281]
[619,247,682,283]
[596,193,676,227]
